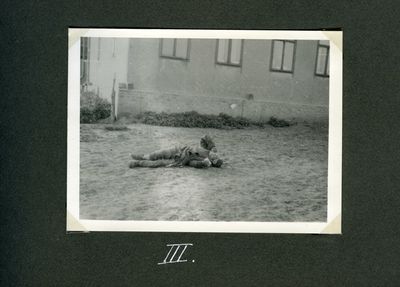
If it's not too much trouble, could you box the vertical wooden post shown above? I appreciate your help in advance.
[111,74,116,122]
[241,100,245,118]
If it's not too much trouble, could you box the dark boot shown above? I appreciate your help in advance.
[211,158,223,167]
[129,160,140,168]
[130,153,145,160]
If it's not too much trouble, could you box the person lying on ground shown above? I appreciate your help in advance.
[129,135,223,168]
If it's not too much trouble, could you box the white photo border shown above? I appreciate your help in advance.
[67,29,342,234]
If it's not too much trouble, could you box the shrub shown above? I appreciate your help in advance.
[80,92,111,123]
[268,116,291,127]
[104,125,128,131]
[80,106,96,123]
[139,111,254,129]
[93,98,111,120]
[119,111,294,129]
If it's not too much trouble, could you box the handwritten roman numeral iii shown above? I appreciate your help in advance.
[158,243,193,265]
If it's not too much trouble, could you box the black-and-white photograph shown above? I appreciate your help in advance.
[68,29,342,233]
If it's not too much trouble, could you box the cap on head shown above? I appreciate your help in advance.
[200,135,216,151]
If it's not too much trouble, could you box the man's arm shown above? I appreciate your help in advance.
[187,158,212,169]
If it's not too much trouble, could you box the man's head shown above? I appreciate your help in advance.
[188,146,210,160]
[200,135,217,152]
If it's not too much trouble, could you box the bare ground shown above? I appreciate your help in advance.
[80,123,328,221]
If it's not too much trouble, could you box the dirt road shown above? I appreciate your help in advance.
[80,123,328,221]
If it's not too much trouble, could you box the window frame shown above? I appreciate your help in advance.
[80,37,90,83]
[215,39,244,67]
[269,40,297,74]
[159,38,191,61]
[315,40,330,77]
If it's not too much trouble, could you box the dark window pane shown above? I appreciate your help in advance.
[161,39,174,57]
[316,46,328,75]
[230,39,242,64]
[81,38,88,60]
[175,39,188,58]
[80,61,84,79]
[283,42,295,71]
[326,53,330,75]
[217,39,229,63]
[271,41,284,70]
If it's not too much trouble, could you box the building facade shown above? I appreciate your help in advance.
[81,38,329,122]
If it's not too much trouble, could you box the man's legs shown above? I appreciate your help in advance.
[129,159,175,168]
[131,147,181,160]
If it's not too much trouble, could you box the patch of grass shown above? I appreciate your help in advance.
[104,125,129,131]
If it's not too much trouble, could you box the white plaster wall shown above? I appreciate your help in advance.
[127,39,328,104]
[121,38,329,122]
[87,38,129,108]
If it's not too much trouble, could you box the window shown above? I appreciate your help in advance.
[315,40,330,77]
[80,37,89,83]
[270,40,296,73]
[160,38,190,60]
[216,39,243,67]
